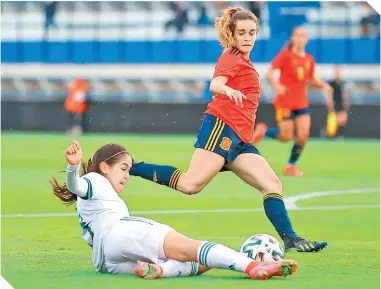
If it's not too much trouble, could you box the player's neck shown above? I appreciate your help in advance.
[291,47,305,58]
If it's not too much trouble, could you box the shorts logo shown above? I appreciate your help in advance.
[153,171,158,182]
[219,137,232,151]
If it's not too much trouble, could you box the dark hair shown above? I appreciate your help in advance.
[215,7,260,48]
[50,144,129,206]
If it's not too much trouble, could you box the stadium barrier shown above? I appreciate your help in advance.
[2,101,379,138]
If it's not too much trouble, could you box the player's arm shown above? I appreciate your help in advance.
[266,65,286,95]
[266,51,286,95]
[342,83,350,111]
[210,75,246,107]
[310,75,334,111]
[65,140,88,198]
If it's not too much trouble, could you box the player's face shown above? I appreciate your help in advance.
[291,27,309,50]
[104,154,133,193]
[234,19,258,55]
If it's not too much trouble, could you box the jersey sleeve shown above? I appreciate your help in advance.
[271,50,287,70]
[66,164,89,199]
[213,50,241,81]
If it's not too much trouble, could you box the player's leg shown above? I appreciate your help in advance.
[135,259,210,279]
[252,108,294,144]
[130,114,230,194]
[284,110,310,176]
[131,148,224,194]
[161,230,297,280]
[335,110,348,137]
[225,151,327,252]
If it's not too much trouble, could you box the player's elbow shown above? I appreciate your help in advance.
[209,80,219,95]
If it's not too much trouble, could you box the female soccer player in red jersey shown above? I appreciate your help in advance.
[252,27,334,177]
[131,8,327,253]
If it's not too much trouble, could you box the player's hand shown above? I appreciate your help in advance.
[275,84,286,96]
[65,140,83,166]
[225,87,246,107]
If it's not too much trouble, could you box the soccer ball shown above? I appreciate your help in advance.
[240,234,284,262]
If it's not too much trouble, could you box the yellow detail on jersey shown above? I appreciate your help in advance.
[297,67,304,80]
[153,171,158,183]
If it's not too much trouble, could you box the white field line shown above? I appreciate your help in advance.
[1,188,379,219]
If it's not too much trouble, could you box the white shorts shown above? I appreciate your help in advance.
[103,216,174,274]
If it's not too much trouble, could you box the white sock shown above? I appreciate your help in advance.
[197,241,253,273]
[160,259,199,278]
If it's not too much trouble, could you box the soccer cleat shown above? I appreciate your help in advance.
[283,165,304,177]
[246,260,298,280]
[282,233,328,253]
[252,123,268,145]
[135,261,163,280]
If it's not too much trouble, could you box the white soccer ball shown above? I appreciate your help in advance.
[240,234,285,262]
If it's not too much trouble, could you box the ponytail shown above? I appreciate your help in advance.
[50,159,91,206]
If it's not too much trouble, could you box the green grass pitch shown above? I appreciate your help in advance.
[1,132,380,289]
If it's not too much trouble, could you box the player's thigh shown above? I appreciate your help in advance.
[104,217,174,267]
[295,113,311,141]
[277,119,294,141]
[225,153,282,195]
[336,111,348,126]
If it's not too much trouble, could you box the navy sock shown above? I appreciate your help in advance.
[265,127,279,139]
[263,194,297,238]
[288,144,304,166]
[130,162,182,189]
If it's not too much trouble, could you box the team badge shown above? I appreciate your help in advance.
[219,137,232,151]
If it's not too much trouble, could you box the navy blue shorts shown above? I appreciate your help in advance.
[276,108,310,122]
[194,114,260,165]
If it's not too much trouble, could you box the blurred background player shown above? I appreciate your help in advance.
[50,140,297,280]
[252,26,334,177]
[326,66,350,138]
[64,78,90,136]
[131,7,328,253]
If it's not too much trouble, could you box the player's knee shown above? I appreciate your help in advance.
[278,132,293,142]
[296,134,309,144]
[262,177,283,196]
[179,178,205,195]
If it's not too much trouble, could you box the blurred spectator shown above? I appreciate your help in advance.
[249,1,262,21]
[326,67,350,138]
[43,1,58,39]
[197,4,212,26]
[165,2,190,35]
[360,3,380,37]
[64,79,90,136]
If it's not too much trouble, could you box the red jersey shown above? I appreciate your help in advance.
[205,48,261,143]
[271,49,315,110]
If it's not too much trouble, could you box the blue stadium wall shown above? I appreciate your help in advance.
[2,38,380,64]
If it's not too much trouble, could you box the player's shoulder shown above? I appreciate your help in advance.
[80,172,114,200]
[217,47,244,64]
[82,172,110,189]
[278,48,291,57]
[305,52,315,62]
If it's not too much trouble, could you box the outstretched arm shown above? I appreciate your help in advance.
[65,140,88,198]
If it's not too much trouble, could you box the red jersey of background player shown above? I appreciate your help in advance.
[205,48,261,143]
[272,48,315,110]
